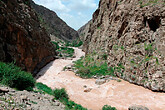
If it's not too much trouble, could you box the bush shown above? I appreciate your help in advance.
[77,67,91,78]
[35,82,53,95]
[53,88,69,100]
[102,105,117,110]
[0,62,35,91]
[65,40,83,47]
[73,55,116,78]
[51,41,60,49]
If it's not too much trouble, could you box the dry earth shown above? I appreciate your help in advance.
[36,48,165,110]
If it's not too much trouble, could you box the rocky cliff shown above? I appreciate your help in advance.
[30,0,79,41]
[78,20,92,42]
[0,0,55,75]
[83,0,165,91]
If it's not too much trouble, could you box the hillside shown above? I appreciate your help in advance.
[30,0,79,41]
[82,0,165,91]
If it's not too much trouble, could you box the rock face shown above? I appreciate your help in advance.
[0,0,55,75]
[83,0,165,91]
[78,20,92,42]
[30,0,79,41]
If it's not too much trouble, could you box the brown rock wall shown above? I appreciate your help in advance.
[83,0,165,91]
[0,0,55,75]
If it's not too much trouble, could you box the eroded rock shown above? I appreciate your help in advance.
[0,0,55,75]
[82,0,165,91]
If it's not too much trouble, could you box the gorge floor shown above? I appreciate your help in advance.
[36,47,165,110]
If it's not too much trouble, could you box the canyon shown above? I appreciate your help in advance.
[0,0,165,109]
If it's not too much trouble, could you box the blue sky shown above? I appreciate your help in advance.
[33,0,100,30]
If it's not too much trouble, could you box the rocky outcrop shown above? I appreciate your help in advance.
[83,0,165,91]
[30,0,79,41]
[0,85,65,110]
[78,20,92,41]
[0,0,55,75]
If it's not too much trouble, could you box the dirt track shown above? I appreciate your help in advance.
[36,48,165,110]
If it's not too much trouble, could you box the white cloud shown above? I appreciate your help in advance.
[34,0,70,13]
[68,0,97,11]
[33,0,99,30]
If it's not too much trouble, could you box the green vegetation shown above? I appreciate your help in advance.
[51,41,60,49]
[35,82,53,95]
[0,62,35,91]
[73,53,116,78]
[65,40,83,47]
[58,47,74,57]
[64,98,87,110]
[102,105,117,110]
[53,88,69,100]
[139,0,159,8]
[35,83,87,110]
[53,88,87,110]
[52,41,75,58]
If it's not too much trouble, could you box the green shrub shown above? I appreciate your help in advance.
[0,62,35,91]
[65,40,83,47]
[77,67,91,78]
[35,82,53,95]
[53,88,69,100]
[51,41,60,49]
[62,98,87,110]
[73,55,116,78]
[102,105,117,110]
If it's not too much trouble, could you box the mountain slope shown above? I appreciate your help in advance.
[83,0,165,91]
[30,0,79,41]
[78,20,92,42]
[0,0,55,75]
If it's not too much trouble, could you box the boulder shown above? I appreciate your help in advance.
[95,79,106,85]
[129,105,149,110]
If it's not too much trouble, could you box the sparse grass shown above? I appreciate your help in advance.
[0,62,35,91]
[139,0,159,8]
[35,82,53,95]
[51,41,75,58]
[53,88,87,110]
[65,40,83,47]
[73,54,116,78]
[57,47,74,57]
[63,98,87,110]
[102,105,117,110]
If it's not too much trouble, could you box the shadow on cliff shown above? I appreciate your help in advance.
[34,61,54,79]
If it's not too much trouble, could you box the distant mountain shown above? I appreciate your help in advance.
[78,20,92,42]
[30,0,79,41]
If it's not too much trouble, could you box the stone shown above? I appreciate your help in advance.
[0,87,9,93]
[84,88,92,92]
[20,95,28,101]
[54,102,60,106]
[128,105,149,110]
[95,79,106,85]
[83,85,87,88]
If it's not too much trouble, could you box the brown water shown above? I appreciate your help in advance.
[36,48,165,110]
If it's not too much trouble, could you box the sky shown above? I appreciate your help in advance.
[33,0,100,30]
